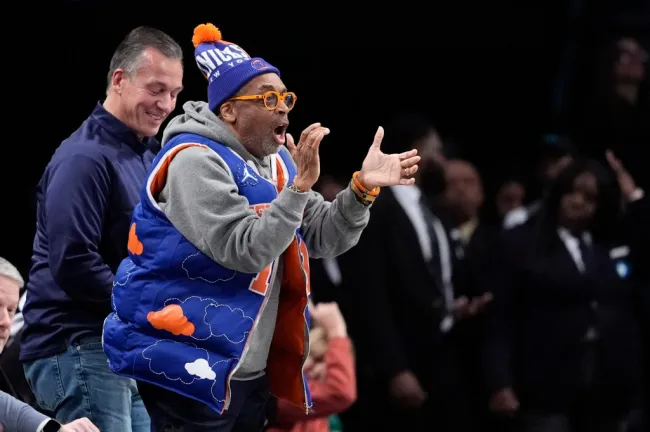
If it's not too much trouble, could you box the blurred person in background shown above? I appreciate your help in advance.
[441,159,495,313]
[266,301,356,432]
[503,134,575,229]
[316,175,346,203]
[1,289,34,408]
[484,153,647,432]
[495,179,526,222]
[442,159,486,246]
[20,27,184,431]
[1,257,99,432]
[339,114,488,432]
[441,159,499,429]
[0,258,23,394]
[310,175,348,304]
[580,36,649,190]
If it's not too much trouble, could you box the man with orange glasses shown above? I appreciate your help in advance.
[102,23,420,431]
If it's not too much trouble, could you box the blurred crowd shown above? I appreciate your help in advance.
[302,34,650,432]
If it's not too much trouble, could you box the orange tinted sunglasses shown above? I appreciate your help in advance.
[229,91,297,111]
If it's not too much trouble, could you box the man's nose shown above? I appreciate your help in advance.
[275,100,289,115]
[0,308,11,329]
[157,94,174,113]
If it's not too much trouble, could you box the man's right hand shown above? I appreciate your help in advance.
[60,417,99,432]
[287,123,330,192]
[489,387,520,416]
[389,370,427,409]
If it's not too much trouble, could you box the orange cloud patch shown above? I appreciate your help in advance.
[147,304,195,336]
[128,223,144,255]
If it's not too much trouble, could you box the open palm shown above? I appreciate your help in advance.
[358,126,421,189]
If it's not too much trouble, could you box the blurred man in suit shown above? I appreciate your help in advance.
[339,114,489,432]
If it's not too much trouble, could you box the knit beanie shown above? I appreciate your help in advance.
[192,23,281,113]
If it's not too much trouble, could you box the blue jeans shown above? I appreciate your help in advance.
[23,336,150,432]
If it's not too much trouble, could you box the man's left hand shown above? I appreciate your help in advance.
[357,126,421,189]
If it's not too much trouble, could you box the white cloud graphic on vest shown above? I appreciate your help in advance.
[185,358,217,380]
[144,340,210,384]
[156,296,253,344]
[142,339,238,403]
[181,251,236,283]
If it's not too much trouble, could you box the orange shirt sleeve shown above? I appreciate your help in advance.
[275,337,357,423]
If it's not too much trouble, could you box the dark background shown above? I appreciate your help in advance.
[2,0,648,275]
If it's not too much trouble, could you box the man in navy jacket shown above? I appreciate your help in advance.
[20,26,184,432]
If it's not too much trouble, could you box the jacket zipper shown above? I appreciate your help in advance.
[301,303,312,414]
[224,272,274,410]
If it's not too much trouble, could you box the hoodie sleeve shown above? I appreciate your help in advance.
[157,146,311,273]
[278,147,370,259]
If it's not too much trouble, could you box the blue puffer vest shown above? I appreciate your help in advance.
[103,132,313,414]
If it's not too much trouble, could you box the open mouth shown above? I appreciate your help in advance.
[273,124,287,145]
[146,111,164,122]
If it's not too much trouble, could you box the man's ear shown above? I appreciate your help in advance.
[111,68,127,95]
[219,101,236,124]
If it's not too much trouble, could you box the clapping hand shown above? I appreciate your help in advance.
[287,123,330,192]
[357,127,421,189]
[287,124,421,192]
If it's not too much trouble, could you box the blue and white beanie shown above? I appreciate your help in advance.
[192,23,281,112]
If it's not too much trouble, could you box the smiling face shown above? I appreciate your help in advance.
[218,73,291,158]
[109,47,184,138]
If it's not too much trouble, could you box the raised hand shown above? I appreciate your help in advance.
[357,126,421,189]
[606,150,637,200]
[287,123,330,192]
[310,302,347,339]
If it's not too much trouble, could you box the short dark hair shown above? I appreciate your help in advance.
[106,26,183,90]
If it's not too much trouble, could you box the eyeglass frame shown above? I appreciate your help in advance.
[228,90,297,111]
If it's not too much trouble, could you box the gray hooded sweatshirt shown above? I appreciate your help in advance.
[158,101,370,379]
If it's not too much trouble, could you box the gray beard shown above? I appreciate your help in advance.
[239,127,279,159]
[261,141,281,157]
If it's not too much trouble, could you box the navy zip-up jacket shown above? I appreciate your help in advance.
[20,102,157,362]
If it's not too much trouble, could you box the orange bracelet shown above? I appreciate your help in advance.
[350,171,380,206]
[350,181,376,205]
[352,171,380,197]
